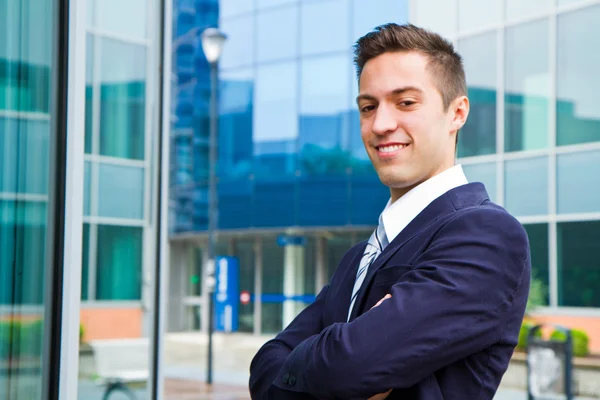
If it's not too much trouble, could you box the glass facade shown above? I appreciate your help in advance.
[412,0,600,309]
[0,0,59,397]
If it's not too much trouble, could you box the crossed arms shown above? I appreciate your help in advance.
[249,208,530,399]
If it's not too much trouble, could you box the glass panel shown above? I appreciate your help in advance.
[256,5,298,63]
[220,15,254,70]
[0,0,55,397]
[558,221,600,307]
[458,0,501,32]
[301,0,349,55]
[504,157,548,216]
[558,0,587,6]
[458,32,497,157]
[97,163,145,220]
[81,223,90,301]
[95,225,143,300]
[557,150,600,214]
[326,233,354,281]
[262,238,284,334]
[0,118,50,195]
[220,0,255,18]
[557,5,600,147]
[95,0,147,40]
[524,224,549,306]
[99,38,146,160]
[462,163,497,202]
[257,0,296,8]
[253,61,297,178]
[506,0,553,21]
[236,239,255,333]
[505,20,550,152]
[411,0,456,39]
[84,161,91,216]
[85,34,93,154]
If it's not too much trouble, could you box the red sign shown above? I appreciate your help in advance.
[240,290,251,305]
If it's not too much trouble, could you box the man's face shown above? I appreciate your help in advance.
[357,51,468,202]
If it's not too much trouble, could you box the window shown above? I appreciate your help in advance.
[220,15,254,70]
[99,38,146,160]
[458,32,497,157]
[256,6,298,63]
[411,0,456,38]
[524,224,549,306]
[505,20,550,152]
[505,0,553,21]
[557,5,600,146]
[85,34,94,154]
[94,0,147,40]
[96,225,143,301]
[261,238,284,334]
[301,0,349,55]
[458,0,501,32]
[504,157,548,216]
[558,221,600,307]
[462,163,497,202]
[557,150,600,214]
[97,163,145,220]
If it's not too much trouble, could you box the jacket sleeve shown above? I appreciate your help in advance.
[249,284,330,400]
[272,207,531,399]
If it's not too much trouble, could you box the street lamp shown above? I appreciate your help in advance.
[200,27,227,386]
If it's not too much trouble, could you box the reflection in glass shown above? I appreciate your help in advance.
[261,238,284,333]
[505,157,548,216]
[505,20,549,152]
[253,61,297,178]
[558,221,600,307]
[86,34,94,154]
[458,33,497,157]
[557,6,600,146]
[505,0,553,21]
[95,0,147,40]
[411,0,456,38]
[99,38,146,160]
[0,0,54,397]
[97,163,145,219]
[84,161,91,215]
[220,15,254,69]
[236,240,255,333]
[301,0,349,55]
[524,224,549,306]
[557,150,600,214]
[462,163,497,202]
[256,6,298,63]
[458,0,501,32]
[220,0,255,18]
[96,225,143,300]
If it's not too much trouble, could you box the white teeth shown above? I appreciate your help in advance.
[378,144,406,153]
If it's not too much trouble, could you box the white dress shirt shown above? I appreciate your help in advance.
[380,165,469,243]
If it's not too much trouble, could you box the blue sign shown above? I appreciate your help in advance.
[277,235,306,247]
[214,256,239,332]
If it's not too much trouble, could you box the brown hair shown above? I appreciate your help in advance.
[354,23,467,112]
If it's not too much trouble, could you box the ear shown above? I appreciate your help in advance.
[450,95,469,132]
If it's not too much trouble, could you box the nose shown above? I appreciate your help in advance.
[371,103,398,136]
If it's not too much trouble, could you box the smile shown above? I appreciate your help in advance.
[377,144,408,153]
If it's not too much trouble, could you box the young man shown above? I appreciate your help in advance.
[249,23,530,400]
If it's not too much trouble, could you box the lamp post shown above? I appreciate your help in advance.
[200,27,227,386]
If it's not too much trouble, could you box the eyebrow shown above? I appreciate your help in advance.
[356,86,424,105]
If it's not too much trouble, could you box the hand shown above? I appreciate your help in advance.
[371,294,392,309]
[369,389,392,400]
[367,294,393,400]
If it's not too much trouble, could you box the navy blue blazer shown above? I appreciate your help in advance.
[249,183,531,400]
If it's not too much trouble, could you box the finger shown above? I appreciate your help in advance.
[373,294,392,308]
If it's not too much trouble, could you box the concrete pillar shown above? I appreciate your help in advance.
[282,239,305,329]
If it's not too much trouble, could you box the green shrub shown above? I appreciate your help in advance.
[550,328,590,357]
[517,322,542,350]
[0,319,44,360]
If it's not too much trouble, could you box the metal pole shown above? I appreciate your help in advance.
[206,60,218,385]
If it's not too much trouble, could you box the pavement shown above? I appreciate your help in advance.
[70,332,598,399]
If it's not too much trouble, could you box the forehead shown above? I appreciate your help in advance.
[358,51,435,95]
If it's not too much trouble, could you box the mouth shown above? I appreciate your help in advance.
[375,143,409,158]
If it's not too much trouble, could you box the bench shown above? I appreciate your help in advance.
[88,338,150,400]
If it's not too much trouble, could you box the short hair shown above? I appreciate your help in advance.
[354,23,467,111]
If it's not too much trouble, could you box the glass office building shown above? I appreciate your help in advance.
[169,0,600,347]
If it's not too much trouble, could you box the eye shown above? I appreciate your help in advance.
[360,105,376,113]
[399,100,416,107]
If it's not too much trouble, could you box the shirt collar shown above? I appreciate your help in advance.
[380,164,469,243]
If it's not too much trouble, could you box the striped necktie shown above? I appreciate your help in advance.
[347,216,389,321]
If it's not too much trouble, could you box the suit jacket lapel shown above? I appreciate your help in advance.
[348,183,489,321]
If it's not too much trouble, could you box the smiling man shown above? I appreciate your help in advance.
[249,23,531,400]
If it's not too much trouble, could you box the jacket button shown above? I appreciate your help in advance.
[288,375,296,386]
[282,373,290,385]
